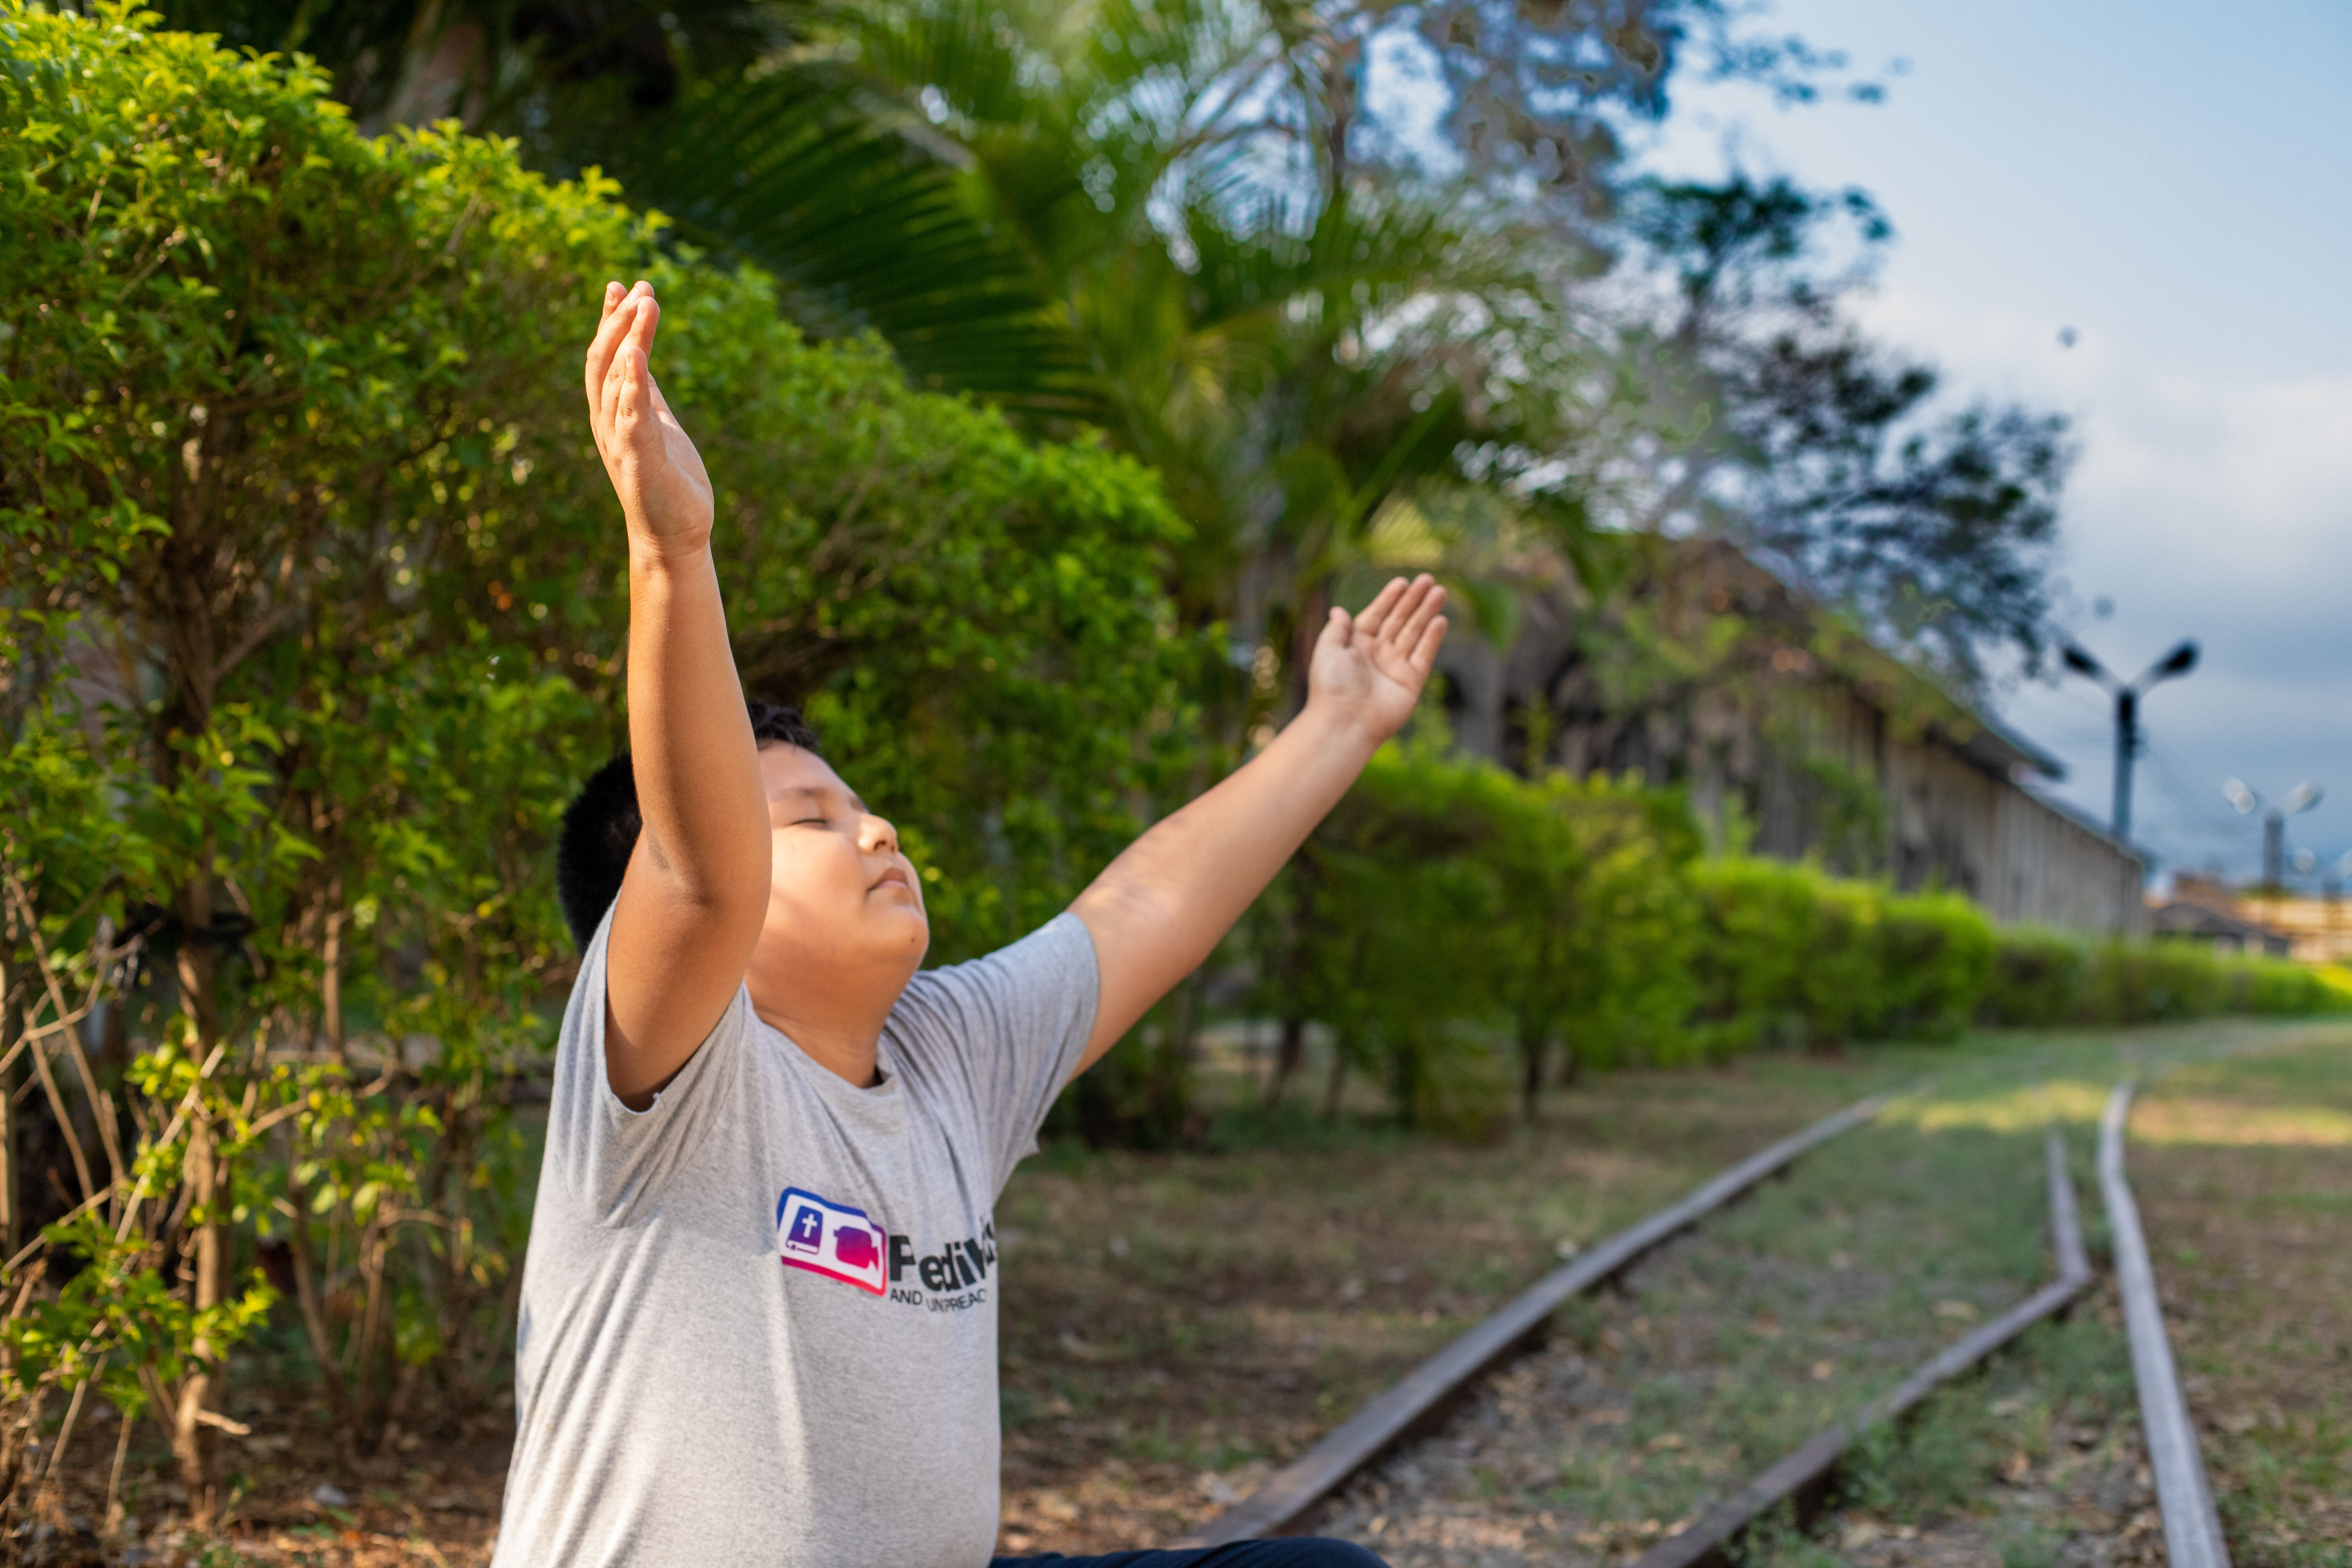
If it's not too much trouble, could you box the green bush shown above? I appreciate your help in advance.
[1977,931,2350,1027]
[1239,737,1703,1133]
[1287,738,1516,1138]
[1687,858,1825,1052]
[2079,942,2229,1024]
[2234,956,2345,1014]
[1,0,1184,1503]
[1685,860,1995,1050]
[1978,928,2087,1026]
[1874,890,1998,1041]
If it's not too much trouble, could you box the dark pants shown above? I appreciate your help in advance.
[993,1542,1386,1568]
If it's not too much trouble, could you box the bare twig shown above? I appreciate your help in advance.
[24,1037,96,1207]
[39,1354,102,1489]
[102,1405,132,1536]
[2,873,124,1192]
[112,1041,229,1247]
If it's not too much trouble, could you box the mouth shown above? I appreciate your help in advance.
[870,867,914,895]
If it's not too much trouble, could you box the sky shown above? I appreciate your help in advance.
[408,12,2348,891]
[1625,0,2352,888]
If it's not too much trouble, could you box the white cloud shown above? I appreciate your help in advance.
[1841,282,2352,874]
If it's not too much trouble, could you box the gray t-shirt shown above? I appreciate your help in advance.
[491,910,1098,1568]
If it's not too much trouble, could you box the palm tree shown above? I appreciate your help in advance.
[153,0,1090,406]
[809,0,1593,691]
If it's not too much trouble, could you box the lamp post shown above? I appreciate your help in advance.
[2329,850,2352,961]
[2062,639,2199,841]
[2225,778,2322,892]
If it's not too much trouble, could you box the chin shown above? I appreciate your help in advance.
[897,915,931,960]
[868,902,928,956]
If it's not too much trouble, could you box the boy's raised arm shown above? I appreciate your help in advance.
[586,282,772,1106]
[1068,574,1448,1069]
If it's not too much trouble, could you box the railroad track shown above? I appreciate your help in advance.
[1178,1081,2230,1566]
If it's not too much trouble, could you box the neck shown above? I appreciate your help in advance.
[750,992,895,1088]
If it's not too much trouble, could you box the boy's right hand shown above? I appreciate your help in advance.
[586,280,714,556]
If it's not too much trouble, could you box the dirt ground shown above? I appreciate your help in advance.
[2129,1039,2352,1568]
[26,1018,2345,1566]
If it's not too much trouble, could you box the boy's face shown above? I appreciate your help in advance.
[745,744,930,1006]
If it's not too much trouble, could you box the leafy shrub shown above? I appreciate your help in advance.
[1293,740,1514,1137]
[2081,942,2231,1024]
[1,0,1183,1508]
[2230,956,2344,1015]
[1690,862,1998,1049]
[1239,738,1703,1132]
[1688,858,1825,1052]
[1978,928,2087,1026]
[1977,931,2350,1026]
[1874,891,1998,1041]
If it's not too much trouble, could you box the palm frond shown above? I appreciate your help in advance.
[594,71,1097,414]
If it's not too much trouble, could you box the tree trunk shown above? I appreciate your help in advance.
[1517,1024,1548,1124]
[1264,1017,1307,1109]
[170,1115,225,1524]
[1320,1032,1350,1120]
[285,1182,349,1427]
[170,874,228,1525]
[0,1014,17,1260]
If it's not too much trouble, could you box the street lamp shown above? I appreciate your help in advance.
[2225,778,2322,890]
[2327,851,2352,960]
[2062,638,2199,840]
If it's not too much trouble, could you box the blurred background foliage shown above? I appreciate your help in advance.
[0,0,2341,1537]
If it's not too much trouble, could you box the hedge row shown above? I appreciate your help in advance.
[1221,740,2348,1137]
[1980,927,2346,1026]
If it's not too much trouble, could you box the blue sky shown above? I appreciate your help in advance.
[1626,0,2352,887]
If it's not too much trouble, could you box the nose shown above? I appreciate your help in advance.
[858,813,899,857]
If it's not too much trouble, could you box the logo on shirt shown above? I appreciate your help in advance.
[772,1187,998,1311]
[775,1187,888,1295]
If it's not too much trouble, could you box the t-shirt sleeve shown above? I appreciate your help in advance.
[890,912,1099,1196]
[543,902,751,1227]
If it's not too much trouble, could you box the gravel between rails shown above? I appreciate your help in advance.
[1314,1222,2162,1568]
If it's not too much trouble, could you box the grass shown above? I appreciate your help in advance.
[2129,1034,2352,1567]
[994,1015,2343,1557]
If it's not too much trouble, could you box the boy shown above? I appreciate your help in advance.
[491,280,1448,1567]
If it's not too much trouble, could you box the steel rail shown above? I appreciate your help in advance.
[1178,1090,1897,1547]
[1628,1126,2093,1568]
[2101,1081,2232,1568]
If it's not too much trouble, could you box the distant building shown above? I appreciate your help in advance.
[2148,899,2293,957]
[2164,876,2349,963]
[1435,537,2146,935]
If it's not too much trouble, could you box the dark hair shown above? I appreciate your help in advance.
[555,701,820,951]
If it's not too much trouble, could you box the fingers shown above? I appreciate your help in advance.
[585,282,642,402]
[601,306,666,443]
[616,295,663,432]
[1351,575,1410,639]
[585,282,655,439]
[621,286,661,369]
[1389,576,1446,657]
[1320,604,1354,651]
[1408,611,1449,674]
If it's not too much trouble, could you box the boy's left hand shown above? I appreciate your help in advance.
[1303,573,1450,746]
[587,280,714,557]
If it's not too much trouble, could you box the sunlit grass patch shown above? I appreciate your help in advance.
[2133,1098,2352,1145]
[1890,1077,2116,1133]
[2134,1027,2352,1564]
